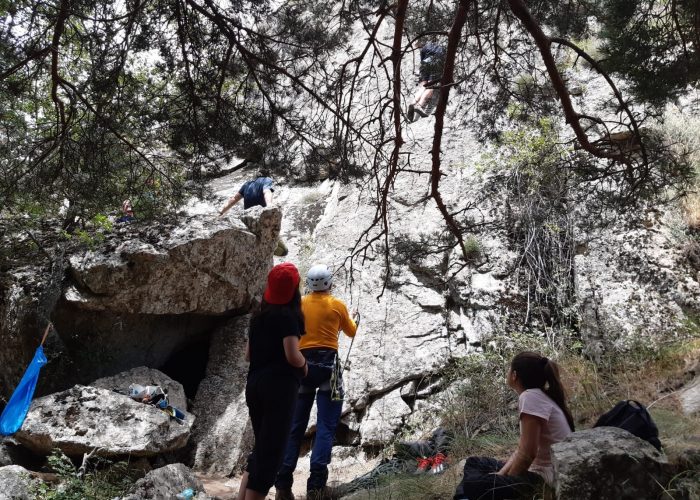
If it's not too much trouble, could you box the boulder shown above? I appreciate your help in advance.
[0,465,37,499]
[121,463,207,500]
[15,385,192,457]
[66,208,281,315]
[91,366,188,411]
[679,375,700,415]
[2,209,281,400]
[551,426,669,500]
[190,316,252,475]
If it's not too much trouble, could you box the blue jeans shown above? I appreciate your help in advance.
[275,349,343,492]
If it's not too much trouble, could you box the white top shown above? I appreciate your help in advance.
[518,388,572,484]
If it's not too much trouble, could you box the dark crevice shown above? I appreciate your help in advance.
[159,334,212,400]
[44,300,225,397]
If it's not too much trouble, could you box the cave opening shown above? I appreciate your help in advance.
[160,333,212,402]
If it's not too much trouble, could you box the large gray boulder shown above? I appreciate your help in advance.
[1,209,281,399]
[0,465,37,499]
[15,385,193,457]
[679,375,700,415]
[551,426,669,500]
[91,366,188,411]
[190,316,252,475]
[66,207,281,315]
[121,463,207,500]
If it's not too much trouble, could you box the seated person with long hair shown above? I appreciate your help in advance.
[454,352,575,499]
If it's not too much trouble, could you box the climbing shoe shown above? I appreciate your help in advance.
[274,487,295,500]
[430,452,447,474]
[414,456,432,474]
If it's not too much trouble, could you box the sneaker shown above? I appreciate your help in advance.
[414,456,433,474]
[275,488,294,500]
[407,104,416,122]
[430,453,447,474]
[415,105,428,118]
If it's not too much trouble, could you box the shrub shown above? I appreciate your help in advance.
[32,449,139,500]
[462,235,482,262]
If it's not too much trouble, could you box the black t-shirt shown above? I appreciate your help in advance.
[248,306,304,377]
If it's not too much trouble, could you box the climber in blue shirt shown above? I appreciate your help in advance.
[219,177,274,215]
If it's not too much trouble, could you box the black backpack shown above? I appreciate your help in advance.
[594,400,662,450]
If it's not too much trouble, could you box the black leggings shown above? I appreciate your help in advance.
[245,370,299,495]
[454,457,543,500]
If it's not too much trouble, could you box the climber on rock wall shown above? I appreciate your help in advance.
[407,38,445,123]
[219,176,274,215]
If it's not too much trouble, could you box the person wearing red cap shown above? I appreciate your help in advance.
[237,262,308,500]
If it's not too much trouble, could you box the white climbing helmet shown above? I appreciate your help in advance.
[306,264,333,291]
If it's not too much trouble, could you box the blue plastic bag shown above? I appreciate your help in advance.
[0,346,47,436]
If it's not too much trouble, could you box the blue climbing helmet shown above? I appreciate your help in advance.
[306,264,332,291]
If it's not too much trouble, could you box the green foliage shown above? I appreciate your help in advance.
[597,0,700,106]
[91,214,113,233]
[462,235,482,261]
[490,120,578,328]
[31,449,136,500]
[0,0,350,222]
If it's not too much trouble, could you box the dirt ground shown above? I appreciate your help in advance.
[198,449,382,499]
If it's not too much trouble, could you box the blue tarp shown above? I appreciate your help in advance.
[0,346,47,436]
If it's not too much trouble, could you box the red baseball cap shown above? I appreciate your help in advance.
[263,262,300,305]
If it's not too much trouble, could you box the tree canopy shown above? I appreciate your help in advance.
[0,0,698,240]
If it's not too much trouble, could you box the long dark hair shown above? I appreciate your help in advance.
[251,288,304,332]
[511,351,575,431]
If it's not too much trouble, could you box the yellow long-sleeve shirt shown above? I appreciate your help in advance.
[299,292,357,351]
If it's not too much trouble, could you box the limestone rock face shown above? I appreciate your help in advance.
[0,259,64,400]
[551,427,669,500]
[359,388,412,446]
[574,220,700,361]
[0,465,36,500]
[66,208,281,315]
[0,442,12,467]
[91,366,188,411]
[679,375,700,415]
[121,463,207,500]
[190,316,252,475]
[15,385,193,457]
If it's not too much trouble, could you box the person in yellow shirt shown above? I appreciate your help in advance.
[275,264,358,500]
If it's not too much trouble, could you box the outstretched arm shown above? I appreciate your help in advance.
[219,192,243,216]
